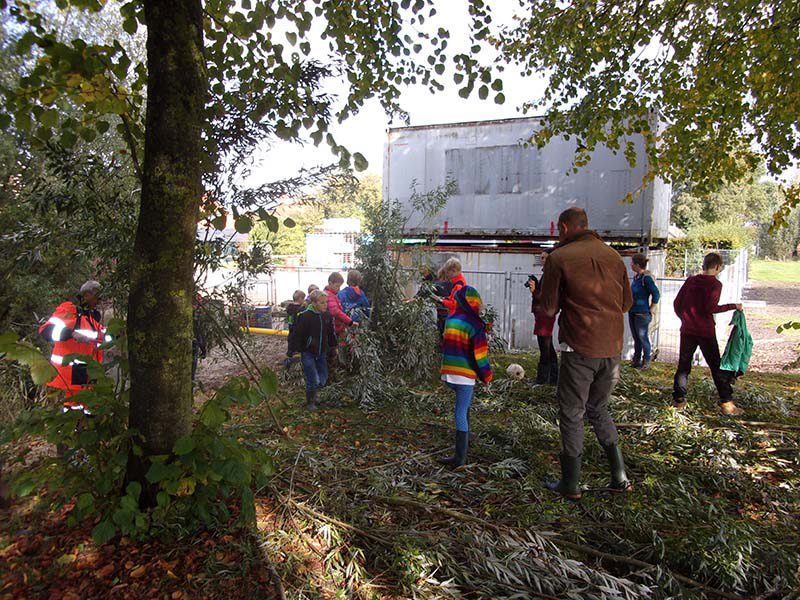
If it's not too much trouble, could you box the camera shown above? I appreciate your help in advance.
[523,274,536,289]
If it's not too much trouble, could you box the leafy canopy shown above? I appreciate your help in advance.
[496,0,800,227]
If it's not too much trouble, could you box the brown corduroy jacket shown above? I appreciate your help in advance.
[539,230,633,358]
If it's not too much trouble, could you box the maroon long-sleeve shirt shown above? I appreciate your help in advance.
[673,274,737,337]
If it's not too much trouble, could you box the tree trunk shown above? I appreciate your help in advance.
[126,0,205,491]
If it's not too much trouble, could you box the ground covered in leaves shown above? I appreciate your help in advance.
[2,345,799,599]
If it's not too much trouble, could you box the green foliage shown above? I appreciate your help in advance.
[0,329,277,544]
[671,168,780,232]
[757,211,800,260]
[666,223,754,276]
[689,221,755,250]
[496,1,800,226]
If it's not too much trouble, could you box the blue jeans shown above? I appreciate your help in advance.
[629,312,652,364]
[301,352,328,393]
[446,383,474,432]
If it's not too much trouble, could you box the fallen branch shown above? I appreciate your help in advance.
[378,495,746,600]
[270,486,393,547]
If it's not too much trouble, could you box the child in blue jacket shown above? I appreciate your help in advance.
[338,269,371,322]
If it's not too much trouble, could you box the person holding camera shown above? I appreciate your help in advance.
[527,251,558,386]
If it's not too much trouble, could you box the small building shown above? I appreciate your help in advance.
[305,218,361,268]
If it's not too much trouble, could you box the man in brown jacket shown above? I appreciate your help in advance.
[539,207,633,499]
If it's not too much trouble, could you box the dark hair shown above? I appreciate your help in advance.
[702,252,724,271]
[328,271,344,285]
[632,253,649,269]
[292,289,306,302]
[557,207,589,230]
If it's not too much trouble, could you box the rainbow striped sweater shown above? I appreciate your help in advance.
[440,286,493,384]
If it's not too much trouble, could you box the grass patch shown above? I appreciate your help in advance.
[749,259,800,283]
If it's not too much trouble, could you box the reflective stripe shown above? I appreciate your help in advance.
[61,404,91,415]
[48,317,67,341]
[50,354,86,366]
[75,329,100,340]
[104,334,113,343]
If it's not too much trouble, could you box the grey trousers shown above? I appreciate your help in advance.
[557,352,621,457]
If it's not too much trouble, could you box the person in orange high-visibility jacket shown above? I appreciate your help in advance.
[38,280,110,411]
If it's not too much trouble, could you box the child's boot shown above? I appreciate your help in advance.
[303,390,319,411]
[438,431,468,468]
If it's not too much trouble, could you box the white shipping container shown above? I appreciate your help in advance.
[384,117,671,241]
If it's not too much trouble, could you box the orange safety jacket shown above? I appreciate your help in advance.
[38,301,109,408]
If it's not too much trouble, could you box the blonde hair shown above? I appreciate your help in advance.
[438,257,462,280]
[346,269,363,286]
[328,271,344,285]
[308,290,326,303]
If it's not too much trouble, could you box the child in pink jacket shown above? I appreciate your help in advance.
[324,272,358,337]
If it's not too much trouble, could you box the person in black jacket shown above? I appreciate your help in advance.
[289,290,337,410]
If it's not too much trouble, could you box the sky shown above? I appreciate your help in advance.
[245,2,542,187]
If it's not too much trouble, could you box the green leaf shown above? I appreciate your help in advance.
[211,214,226,230]
[60,130,78,148]
[39,109,59,128]
[156,491,170,508]
[235,215,253,234]
[282,217,296,228]
[257,369,278,398]
[494,92,506,105]
[92,520,116,545]
[77,492,95,512]
[286,31,297,46]
[96,120,110,134]
[15,480,36,497]
[0,333,56,385]
[145,461,182,484]
[173,435,195,455]
[125,481,142,501]
[478,85,488,100]
[122,18,138,35]
[0,113,12,130]
[353,152,369,172]
[199,400,228,429]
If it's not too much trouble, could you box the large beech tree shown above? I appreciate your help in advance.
[1,0,499,477]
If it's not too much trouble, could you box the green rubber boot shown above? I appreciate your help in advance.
[603,444,632,492]
[544,454,582,500]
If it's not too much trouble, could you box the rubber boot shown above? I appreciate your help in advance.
[544,454,582,500]
[438,431,468,468]
[603,444,632,492]
[303,389,319,411]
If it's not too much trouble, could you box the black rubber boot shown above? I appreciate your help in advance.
[303,390,319,411]
[603,444,632,492]
[544,454,582,500]
[438,431,469,468]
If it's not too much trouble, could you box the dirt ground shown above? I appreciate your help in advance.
[743,280,800,373]
[195,334,289,391]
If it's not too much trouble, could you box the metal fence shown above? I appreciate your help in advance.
[230,247,749,363]
[656,248,749,363]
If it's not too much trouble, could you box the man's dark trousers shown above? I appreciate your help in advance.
[557,352,620,457]
[673,333,733,401]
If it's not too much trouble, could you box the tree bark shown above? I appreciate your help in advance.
[126,0,205,489]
